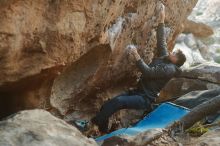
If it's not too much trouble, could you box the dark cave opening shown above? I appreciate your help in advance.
[0,67,62,120]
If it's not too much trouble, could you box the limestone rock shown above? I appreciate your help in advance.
[183,34,197,49]
[197,40,212,60]
[49,0,198,118]
[102,129,163,146]
[183,20,214,38]
[0,0,198,120]
[174,88,220,108]
[159,62,220,102]
[189,0,220,64]
[0,109,97,146]
[192,128,220,146]
[182,62,220,84]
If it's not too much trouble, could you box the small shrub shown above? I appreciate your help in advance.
[186,122,208,137]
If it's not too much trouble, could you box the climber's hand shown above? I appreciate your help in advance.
[157,3,165,23]
[127,45,141,62]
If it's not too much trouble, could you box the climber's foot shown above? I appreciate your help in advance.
[91,116,109,134]
[71,119,89,132]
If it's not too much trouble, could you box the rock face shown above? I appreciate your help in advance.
[102,129,164,146]
[189,0,220,64]
[0,0,198,119]
[0,109,97,146]
[49,0,198,118]
[159,62,220,102]
[183,20,214,38]
[182,62,220,84]
[192,128,220,146]
[174,88,220,108]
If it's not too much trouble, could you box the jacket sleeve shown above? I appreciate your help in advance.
[136,59,178,79]
[157,23,169,57]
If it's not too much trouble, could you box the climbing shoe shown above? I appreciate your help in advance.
[91,116,109,133]
[72,119,89,132]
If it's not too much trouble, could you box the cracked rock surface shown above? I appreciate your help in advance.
[0,109,97,146]
[0,0,197,121]
[159,63,220,102]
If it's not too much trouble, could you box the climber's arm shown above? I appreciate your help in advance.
[127,46,175,79]
[156,23,169,57]
[136,59,178,79]
[156,3,169,57]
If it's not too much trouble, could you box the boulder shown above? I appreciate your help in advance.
[192,128,220,146]
[174,89,220,124]
[183,34,197,49]
[102,129,164,146]
[183,20,214,38]
[0,0,198,129]
[102,128,184,146]
[48,0,198,118]
[174,88,220,109]
[159,62,220,102]
[0,109,97,146]
[190,0,220,25]
[189,0,220,64]
[197,40,212,60]
[182,62,220,84]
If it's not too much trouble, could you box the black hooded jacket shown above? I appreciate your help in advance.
[136,23,181,102]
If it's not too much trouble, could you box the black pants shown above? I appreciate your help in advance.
[91,91,151,132]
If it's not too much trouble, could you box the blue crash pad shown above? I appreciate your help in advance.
[95,102,189,142]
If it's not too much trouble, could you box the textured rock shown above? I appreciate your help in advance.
[102,129,184,146]
[0,0,198,119]
[183,20,214,38]
[102,129,163,146]
[174,88,220,109]
[192,128,220,146]
[159,62,220,102]
[0,109,97,146]
[182,62,220,84]
[49,0,198,117]
[189,0,220,64]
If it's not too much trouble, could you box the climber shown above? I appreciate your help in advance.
[91,4,186,133]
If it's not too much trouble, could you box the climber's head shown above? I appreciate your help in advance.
[169,49,186,67]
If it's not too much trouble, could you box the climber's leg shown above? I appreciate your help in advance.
[91,93,151,133]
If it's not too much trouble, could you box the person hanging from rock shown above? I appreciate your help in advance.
[91,3,186,133]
